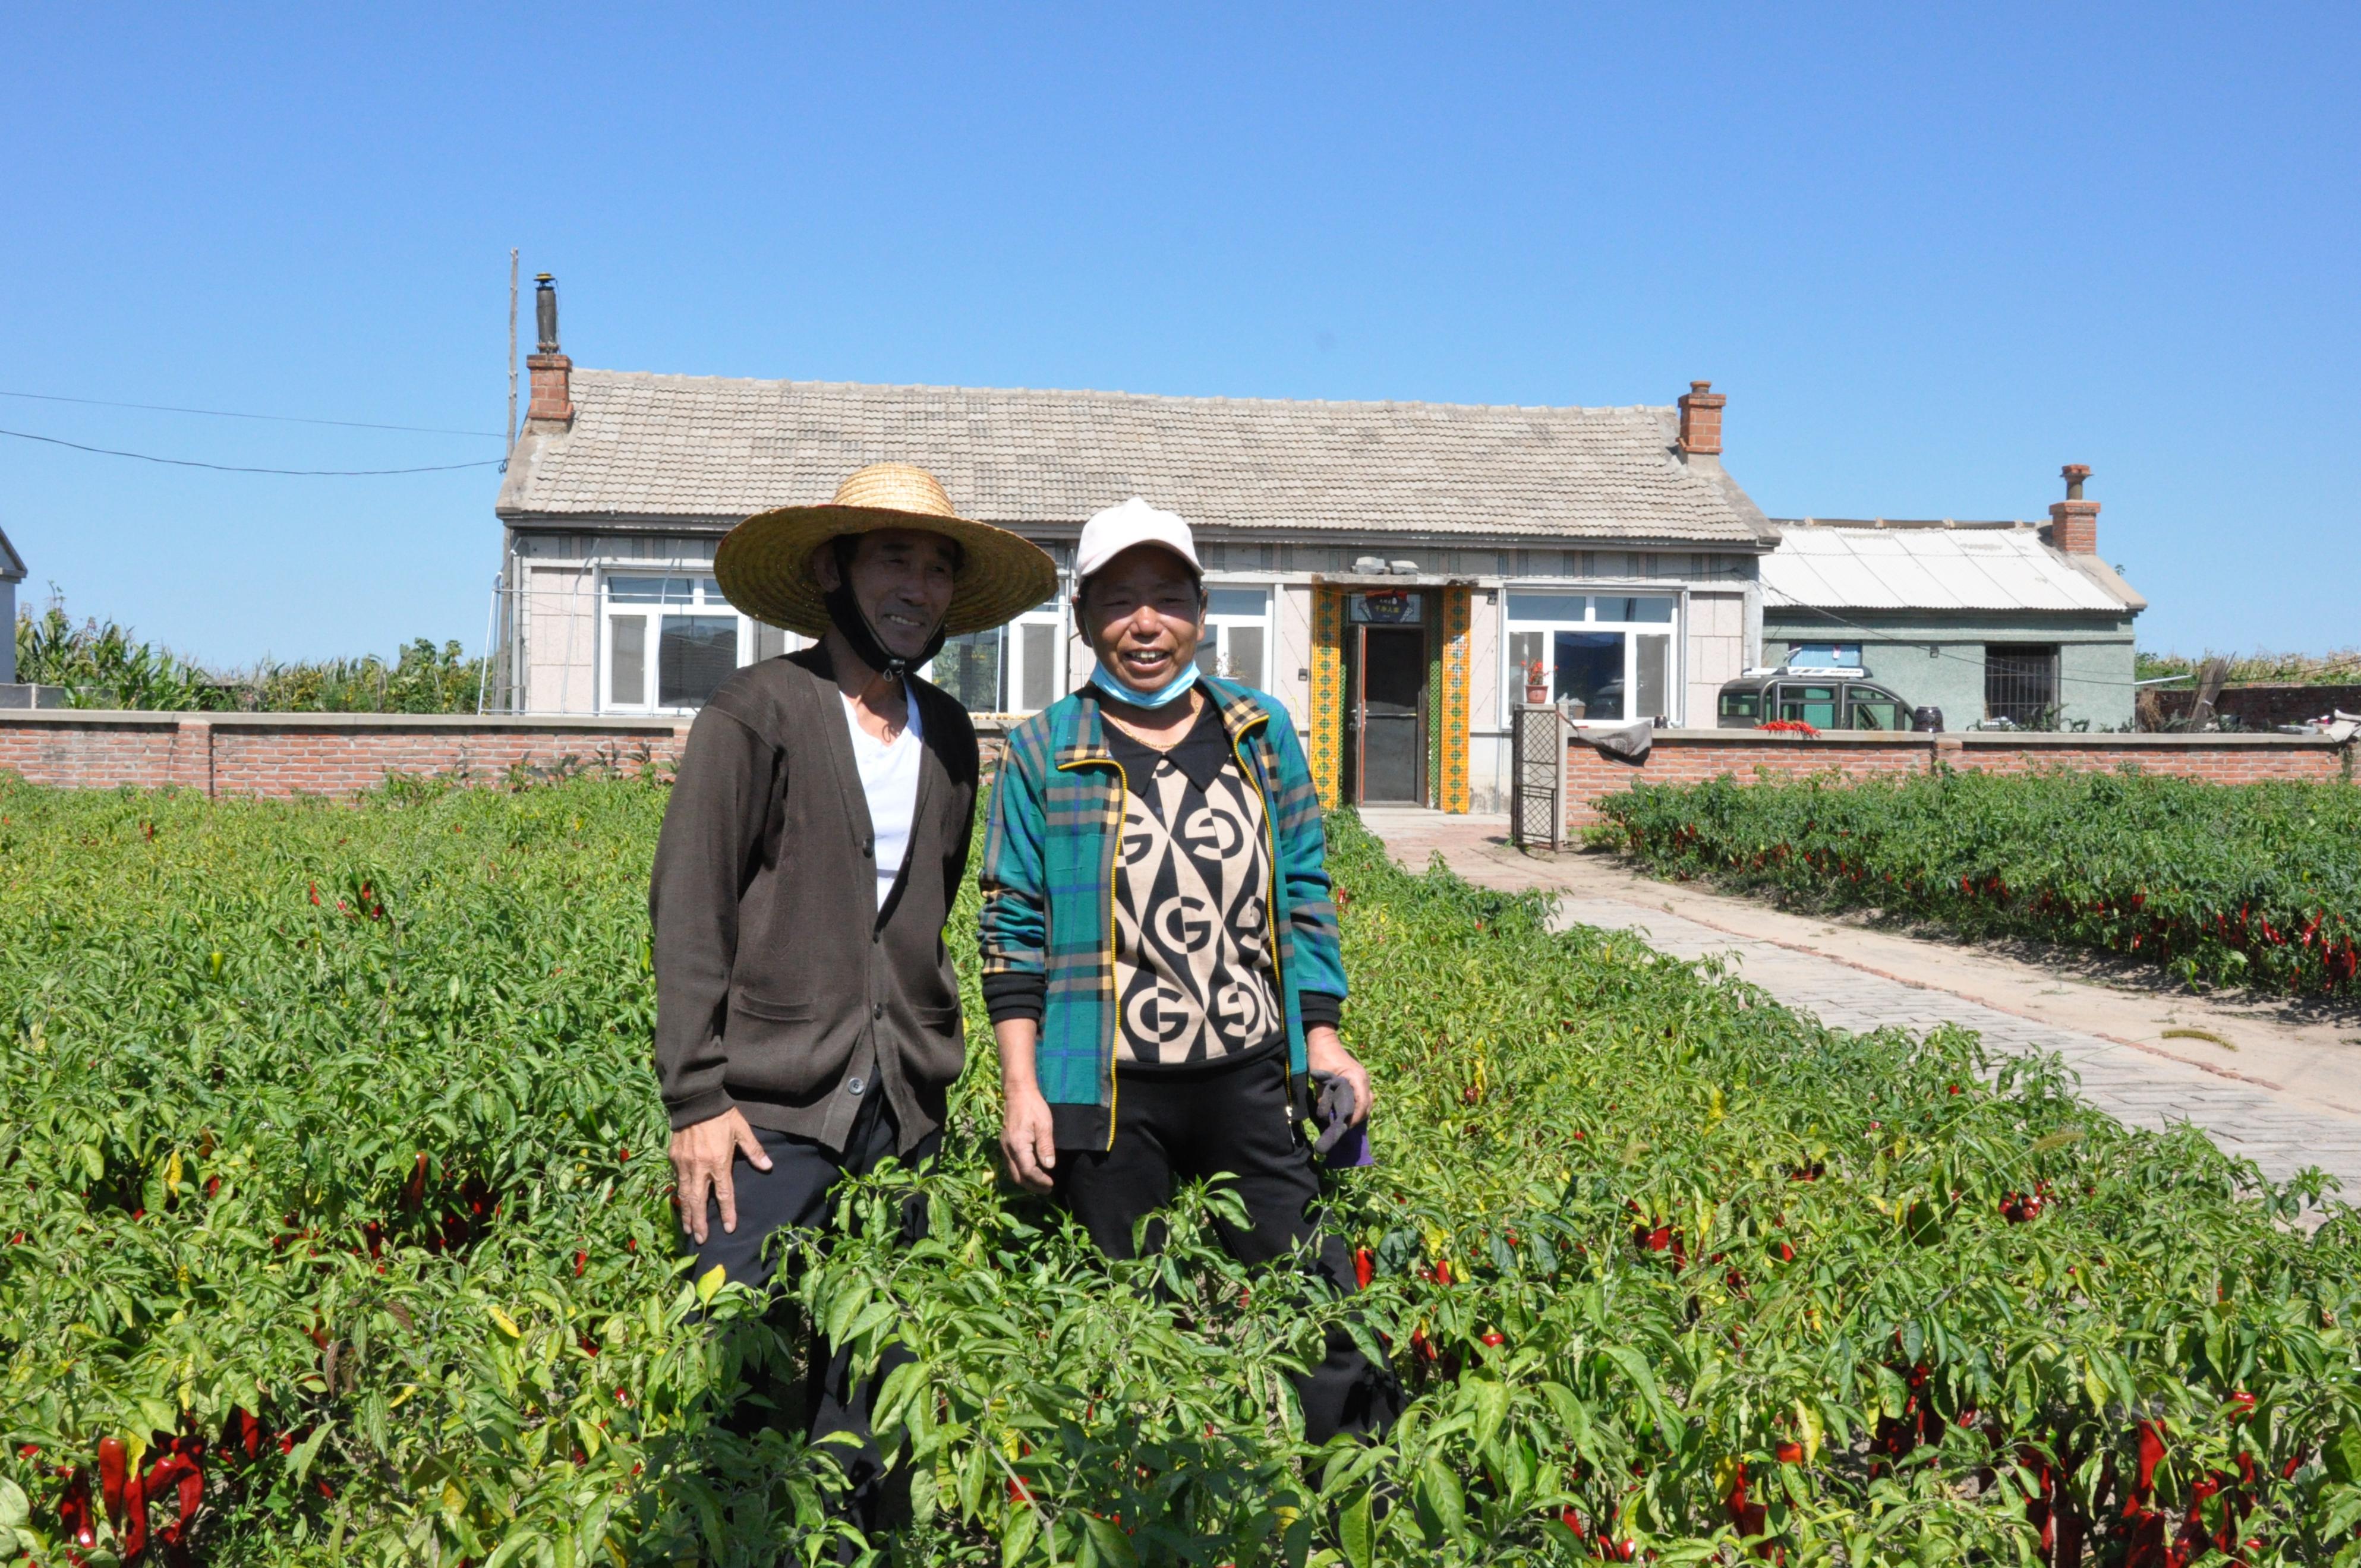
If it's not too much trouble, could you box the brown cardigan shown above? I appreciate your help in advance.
[649,645,979,1154]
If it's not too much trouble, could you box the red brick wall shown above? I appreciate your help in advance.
[0,714,692,797]
[1564,730,2354,828]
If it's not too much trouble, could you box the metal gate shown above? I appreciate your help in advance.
[1509,701,1567,850]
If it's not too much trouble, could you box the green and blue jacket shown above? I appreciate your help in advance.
[977,679,1347,1150]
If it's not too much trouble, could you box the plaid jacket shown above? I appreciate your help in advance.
[978,679,1348,1150]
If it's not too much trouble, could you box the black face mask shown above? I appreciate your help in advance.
[824,534,948,684]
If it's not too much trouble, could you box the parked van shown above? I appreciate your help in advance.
[1716,665,1915,731]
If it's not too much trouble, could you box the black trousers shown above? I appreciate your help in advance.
[691,1092,938,1532]
[1053,1049,1402,1445]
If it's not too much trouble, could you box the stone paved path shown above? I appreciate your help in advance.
[1360,809,2361,1207]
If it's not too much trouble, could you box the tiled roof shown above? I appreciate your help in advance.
[1762,520,2140,613]
[498,369,1774,545]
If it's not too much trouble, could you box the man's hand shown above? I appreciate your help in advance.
[1001,1084,1059,1194]
[1306,1026,1372,1125]
[669,1107,772,1246]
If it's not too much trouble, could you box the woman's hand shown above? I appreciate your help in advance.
[1306,1026,1372,1125]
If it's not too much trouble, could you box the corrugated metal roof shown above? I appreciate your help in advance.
[1761,522,2135,613]
[497,369,1776,544]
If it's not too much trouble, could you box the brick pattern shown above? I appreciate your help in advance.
[1565,731,2353,827]
[0,716,691,798]
[2048,497,2100,554]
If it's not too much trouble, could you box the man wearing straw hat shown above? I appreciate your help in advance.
[650,462,1055,1526]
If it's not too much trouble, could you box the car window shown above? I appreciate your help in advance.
[1776,684,1838,727]
[1719,689,1761,721]
[1848,686,1904,731]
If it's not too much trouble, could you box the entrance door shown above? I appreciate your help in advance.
[1358,627,1427,803]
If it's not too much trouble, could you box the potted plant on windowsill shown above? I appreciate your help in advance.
[1522,660,1548,706]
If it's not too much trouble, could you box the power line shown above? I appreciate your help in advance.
[0,387,503,438]
[0,425,504,477]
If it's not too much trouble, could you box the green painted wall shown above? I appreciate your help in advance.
[1762,613,2138,730]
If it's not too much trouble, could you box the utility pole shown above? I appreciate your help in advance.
[506,249,519,453]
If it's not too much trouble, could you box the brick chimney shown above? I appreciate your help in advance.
[524,274,573,431]
[1677,380,1725,466]
[2048,463,2098,553]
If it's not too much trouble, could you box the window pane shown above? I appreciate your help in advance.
[1509,630,1544,690]
[1634,633,1669,720]
[694,576,721,604]
[932,627,1003,711]
[611,576,694,605]
[1506,592,1585,624]
[1596,595,1675,624]
[1984,645,2059,726]
[1849,689,1903,730]
[657,616,739,707]
[1793,642,1861,668]
[751,621,786,662]
[1225,626,1264,688]
[1206,588,1269,618]
[609,615,647,707]
[1777,684,1839,727]
[1554,630,1624,720]
[1019,622,1056,710]
[1720,689,1760,720]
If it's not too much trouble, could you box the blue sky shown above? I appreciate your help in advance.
[4,2,2353,665]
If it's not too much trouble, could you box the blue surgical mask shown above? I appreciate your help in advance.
[1090,658,1201,709]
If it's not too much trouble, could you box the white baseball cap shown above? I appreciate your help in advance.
[1074,497,1202,585]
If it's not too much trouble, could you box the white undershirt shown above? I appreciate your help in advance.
[840,685,925,911]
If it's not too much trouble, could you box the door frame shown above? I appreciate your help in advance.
[1345,592,1433,806]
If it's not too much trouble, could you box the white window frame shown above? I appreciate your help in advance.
[599,571,761,715]
[1501,591,1682,725]
[997,594,1070,714]
[1199,583,1274,691]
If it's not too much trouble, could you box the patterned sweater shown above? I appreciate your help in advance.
[977,679,1348,1150]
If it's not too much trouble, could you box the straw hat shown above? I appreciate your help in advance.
[715,463,1058,638]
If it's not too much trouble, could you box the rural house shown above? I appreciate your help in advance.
[492,280,1785,809]
[1757,466,2145,730]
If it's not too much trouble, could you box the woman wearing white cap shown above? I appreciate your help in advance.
[976,497,1401,1444]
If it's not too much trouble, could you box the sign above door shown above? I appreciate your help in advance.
[1348,591,1424,625]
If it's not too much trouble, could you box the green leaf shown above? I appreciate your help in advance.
[1081,1513,1139,1567]
[1470,1375,1510,1453]
[1001,1503,1040,1568]
[694,1264,727,1307]
[0,1478,26,1529]
[1418,1458,1467,1543]
[1338,1489,1374,1568]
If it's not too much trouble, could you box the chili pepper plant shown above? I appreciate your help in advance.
[1,774,2357,1566]
[1594,768,2361,997]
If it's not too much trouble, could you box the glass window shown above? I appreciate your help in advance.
[1594,595,1674,624]
[610,615,647,707]
[1720,689,1761,721]
[1505,592,1586,623]
[1017,621,1058,710]
[1777,684,1839,727]
[1634,634,1670,720]
[1554,631,1624,719]
[1984,645,2059,727]
[1792,643,1861,668]
[609,576,696,605]
[1199,587,1271,689]
[657,616,739,708]
[1848,686,1903,730]
[931,627,1004,711]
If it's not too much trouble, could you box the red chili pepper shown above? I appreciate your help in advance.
[56,1468,95,1550]
[2135,1418,2167,1501]
[403,1151,428,1210]
[122,1465,148,1558]
[97,1437,127,1526]
[575,1249,589,1277]
[1775,1441,1804,1464]
[1480,1331,1505,1348]
[1353,1247,1373,1289]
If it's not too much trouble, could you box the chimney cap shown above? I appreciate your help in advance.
[1689,379,1713,395]
[535,272,554,285]
[2061,463,2091,500]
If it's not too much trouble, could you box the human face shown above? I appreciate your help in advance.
[1081,545,1205,693]
[813,528,959,661]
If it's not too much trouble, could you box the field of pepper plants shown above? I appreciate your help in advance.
[1594,769,2361,999]
[4,771,2360,1567]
